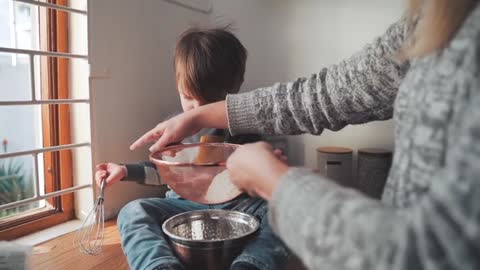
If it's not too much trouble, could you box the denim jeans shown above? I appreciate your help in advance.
[117,195,290,270]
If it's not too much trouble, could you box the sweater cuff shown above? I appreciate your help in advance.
[226,92,260,136]
[268,168,333,234]
[123,164,145,183]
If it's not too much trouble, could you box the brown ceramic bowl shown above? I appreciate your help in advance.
[149,143,242,204]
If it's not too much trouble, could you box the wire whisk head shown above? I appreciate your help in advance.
[73,179,106,255]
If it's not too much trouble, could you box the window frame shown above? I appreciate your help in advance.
[0,0,74,240]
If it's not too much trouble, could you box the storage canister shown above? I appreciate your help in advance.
[356,148,393,199]
[316,146,353,187]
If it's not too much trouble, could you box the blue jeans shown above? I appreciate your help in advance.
[117,195,290,270]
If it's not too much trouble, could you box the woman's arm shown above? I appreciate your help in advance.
[267,86,480,269]
[131,17,412,152]
[228,16,412,136]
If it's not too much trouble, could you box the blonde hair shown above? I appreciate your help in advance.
[402,0,478,59]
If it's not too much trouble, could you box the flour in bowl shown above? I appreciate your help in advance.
[204,170,242,202]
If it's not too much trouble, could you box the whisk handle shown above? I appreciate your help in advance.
[99,178,107,200]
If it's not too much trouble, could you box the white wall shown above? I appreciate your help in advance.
[88,0,208,219]
[69,0,93,220]
[210,0,405,168]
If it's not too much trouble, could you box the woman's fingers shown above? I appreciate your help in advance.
[130,109,204,152]
[130,129,161,150]
[149,132,174,153]
[130,125,164,150]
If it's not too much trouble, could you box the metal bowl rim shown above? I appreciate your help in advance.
[162,209,260,244]
[149,143,240,167]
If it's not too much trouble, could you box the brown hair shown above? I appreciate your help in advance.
[401,0,478,59]
[174,26,247,103]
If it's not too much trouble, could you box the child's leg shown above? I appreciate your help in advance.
[117,198,206,270]
[229,200,291,270]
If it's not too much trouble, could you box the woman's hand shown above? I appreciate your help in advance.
[130,111,200,152]
[130,101,228,152]
[95,163,127,188]
[226,142,289,200]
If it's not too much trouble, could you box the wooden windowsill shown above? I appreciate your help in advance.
[14,219,82,247]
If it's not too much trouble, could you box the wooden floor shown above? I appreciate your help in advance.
[31,220,307,270]
[31,220,129,270]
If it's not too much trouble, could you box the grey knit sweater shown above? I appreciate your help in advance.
[226,5,480,270]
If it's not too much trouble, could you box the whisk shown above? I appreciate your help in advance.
[74,178,106,255]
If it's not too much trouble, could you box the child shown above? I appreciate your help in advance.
[95,27,290,270]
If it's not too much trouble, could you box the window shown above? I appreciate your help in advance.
[0,0,89,240]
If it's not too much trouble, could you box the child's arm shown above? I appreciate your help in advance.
[122,162,162,186]
[95,162,162,187]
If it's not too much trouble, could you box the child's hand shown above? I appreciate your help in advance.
[95,163,127,188]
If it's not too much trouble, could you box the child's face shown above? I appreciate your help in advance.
[178,84,204,112]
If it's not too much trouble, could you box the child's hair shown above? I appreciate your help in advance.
[174,26,247,103]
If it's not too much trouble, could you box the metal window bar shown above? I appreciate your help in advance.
[1,2,92,213]
[0,47,88,60]
[0,48,87,102]
[29,54,35,100]
[0,143,91,211]
[0,143,90,160]
[0,184,92,211]
[14,0,87,16]
[0,99,90,106]
[1,143,90,202]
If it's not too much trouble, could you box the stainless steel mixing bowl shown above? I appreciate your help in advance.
[162,209,260,270]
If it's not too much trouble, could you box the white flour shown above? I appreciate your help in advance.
[204,170,241,202]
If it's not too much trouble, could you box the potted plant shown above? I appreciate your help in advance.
[0,158,35,218]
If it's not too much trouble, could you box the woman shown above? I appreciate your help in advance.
[131,0,480,269]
